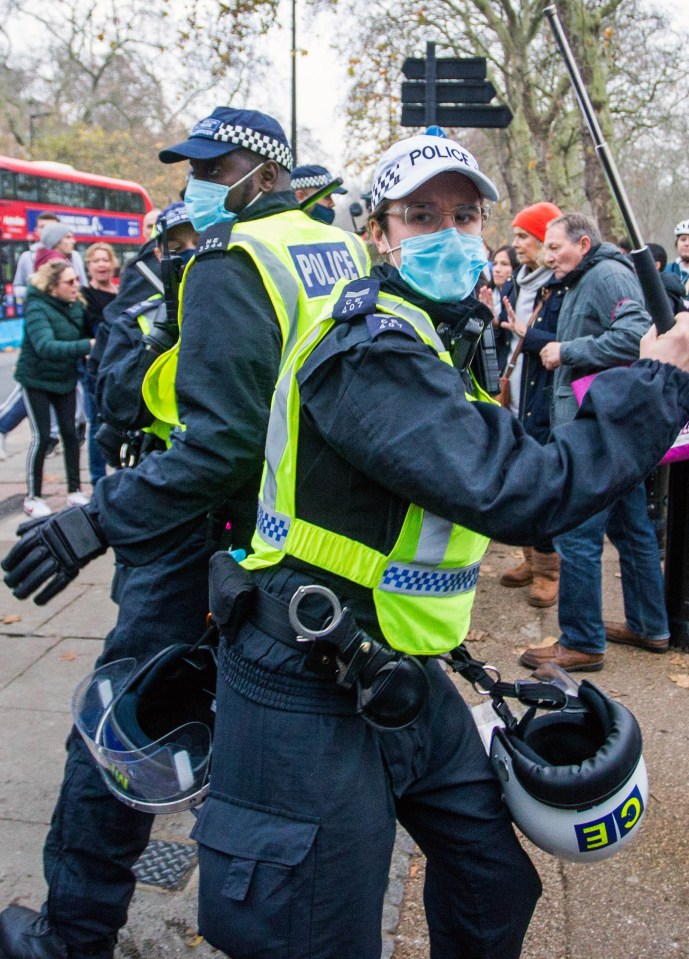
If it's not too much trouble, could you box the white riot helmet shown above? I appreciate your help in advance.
[490,677,647,863]
[72,642,216,814]
[674,220,689,237]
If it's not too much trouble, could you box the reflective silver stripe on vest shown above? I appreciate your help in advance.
[379,560,481,596]
[231,232,301,357]
[414,511,453,565]
[262,322,325,508]
[256,500,292,548]
[382,299,447,354]
[350,238,369,275]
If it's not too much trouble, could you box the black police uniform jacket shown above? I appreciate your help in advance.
[270,262,689,639]
[89,191,300,563]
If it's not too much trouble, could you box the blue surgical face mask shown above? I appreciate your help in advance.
[184,161,264,233]
[395,227,488,303]
[309,203,335,226]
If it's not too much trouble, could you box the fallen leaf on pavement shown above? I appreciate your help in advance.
[2,614,21,624]
[60,652,78,661]
[409,863,419,878]
[668,654,689,667]
[669,673,689,689]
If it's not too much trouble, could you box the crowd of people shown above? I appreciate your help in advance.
[1,106,689,959]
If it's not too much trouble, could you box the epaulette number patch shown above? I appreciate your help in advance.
[195,220,235,257]
[365,314,419,341]
[331,278,379,320]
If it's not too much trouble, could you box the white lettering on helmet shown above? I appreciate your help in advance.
[408,144,472,167]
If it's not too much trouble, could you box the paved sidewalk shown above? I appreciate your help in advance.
[1,420,689,959]
[395,541,689,959]
[0,422,410,959]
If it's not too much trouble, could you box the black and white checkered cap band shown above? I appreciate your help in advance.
[211,123,293,169]
[371,163,402,210]
[291,174,331,190]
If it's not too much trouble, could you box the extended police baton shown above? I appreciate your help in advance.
[543,5,674,334]
[158,215,181,329]
[142,216,181,355]
[134,260,164,295]
[299,177,344,212]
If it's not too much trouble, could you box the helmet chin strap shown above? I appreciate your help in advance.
[444,644,574,731]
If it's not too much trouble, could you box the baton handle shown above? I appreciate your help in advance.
[300,178,344,211]
[543,4,674,333]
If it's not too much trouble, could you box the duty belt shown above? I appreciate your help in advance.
[247,583,430,730]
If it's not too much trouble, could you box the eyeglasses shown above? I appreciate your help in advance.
[387,202,488,233]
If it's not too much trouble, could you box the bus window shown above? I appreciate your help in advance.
[15,173,40,202]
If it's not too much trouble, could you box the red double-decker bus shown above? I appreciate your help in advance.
[0,155,154,325]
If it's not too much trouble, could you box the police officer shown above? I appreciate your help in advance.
[0,107,368,959]
[95,201,199,465]
[194,133,689,959]
[291,163,346,224]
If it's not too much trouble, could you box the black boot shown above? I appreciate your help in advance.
[0,907,68,959]
[0,907,114,959]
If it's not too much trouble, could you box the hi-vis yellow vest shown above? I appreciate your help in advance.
[243,283,492,656]
[128,295,173,445]
[142,211,370,436]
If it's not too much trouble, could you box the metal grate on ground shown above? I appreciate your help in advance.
[133,840,198,890]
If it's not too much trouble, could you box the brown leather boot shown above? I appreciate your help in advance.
[500,547,532,587]
[527,549,560,608]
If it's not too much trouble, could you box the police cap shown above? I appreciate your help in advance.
[291,164,347,194]
[156,201,191,233]
[159,107,293,170]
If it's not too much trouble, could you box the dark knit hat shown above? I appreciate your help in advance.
[512,202,562,243]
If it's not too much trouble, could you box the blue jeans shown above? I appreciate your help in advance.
[81,374,107,486]
[41,520,214,956]
[554,482,669,655]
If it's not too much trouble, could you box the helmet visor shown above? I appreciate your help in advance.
[72,658,212,808]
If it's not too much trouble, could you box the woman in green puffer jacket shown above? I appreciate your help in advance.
[15,259,95,518]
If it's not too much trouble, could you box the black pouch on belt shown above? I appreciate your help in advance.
[208,551,256,645]
[305,603,430,731]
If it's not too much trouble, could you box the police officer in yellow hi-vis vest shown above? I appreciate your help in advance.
[95,201,199,465]
[196,132,689,959]
[0,107,368,959]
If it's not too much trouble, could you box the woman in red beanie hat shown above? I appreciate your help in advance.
[499,201,564,607]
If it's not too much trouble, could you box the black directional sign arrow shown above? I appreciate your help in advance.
[401,104,513,128]
[401,57,487,81]
[400,43,512,130]
[402,80,497,105]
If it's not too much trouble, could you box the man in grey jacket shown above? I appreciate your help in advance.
[520,212,670,672]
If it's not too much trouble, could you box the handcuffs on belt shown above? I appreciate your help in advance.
[288,584,573,733]
[288,584,430,731]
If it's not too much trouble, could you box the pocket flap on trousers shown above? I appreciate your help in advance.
[191,795,319,867]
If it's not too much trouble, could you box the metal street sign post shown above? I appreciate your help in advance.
[400,42,512,130]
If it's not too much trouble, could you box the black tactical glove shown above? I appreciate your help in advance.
[95,421,129,468]
[2,508,108,605]
[142,316,179,356]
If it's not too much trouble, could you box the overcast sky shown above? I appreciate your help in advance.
[249,0,689,193]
